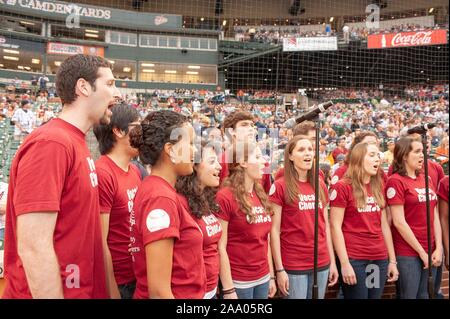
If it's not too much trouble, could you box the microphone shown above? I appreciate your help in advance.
[284,101,333,128]
[407,123,436,135]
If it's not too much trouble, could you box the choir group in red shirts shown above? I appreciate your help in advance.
[2,54,448,300]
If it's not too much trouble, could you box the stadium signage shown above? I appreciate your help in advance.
[0,0,111,20]
[47,42,104,57]
[368,29,447,49]
[282,37,338,51]
[0,0,182,28]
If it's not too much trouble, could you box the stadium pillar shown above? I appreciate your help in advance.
[136,59,140,82]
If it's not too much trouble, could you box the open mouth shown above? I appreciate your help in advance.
[373,165,379,170]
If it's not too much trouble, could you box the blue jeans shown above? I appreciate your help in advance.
[397,256,437,299]
[340,259,388,299]
[235,281,270,299]
[118,281,136,299]
[285,268,329,299]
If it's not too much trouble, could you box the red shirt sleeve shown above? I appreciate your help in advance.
[96,167,116,214]
[274,167,284,180]
[141,196,180,246]
[329,181,349,208]
[14,140,70,215]
[320,179,329,206]
[437,177,449,203]
[215,189,234,222]
[386,177,405,206]
[268,179,285,207]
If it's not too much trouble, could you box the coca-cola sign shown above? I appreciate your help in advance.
[368,29,447,49]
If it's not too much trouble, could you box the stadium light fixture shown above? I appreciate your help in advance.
[123,67,131,72]
[3,49,19,55]
[3,56,19,61]
[142,69,155,73]
[108,60,115,64]
[165,70,177,74]
[85,29,99,33]
[18,65,24,70]
[200,17,205,22]
[223,20,227,26]
[24,66,31,70]
[32,59,40,64]
[186,71,198,75]
[188,65,201,69]
[141,63,155,67]
[85,33,99,38]
[429,8,434,13]
[0,64,3,67]
[329,17,334,22]
[20,21,35,26]
[54,61,61,66]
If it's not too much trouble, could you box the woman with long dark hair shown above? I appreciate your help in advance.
[176,142,223,299]
[269,135,338,299]
[386,136,442,299]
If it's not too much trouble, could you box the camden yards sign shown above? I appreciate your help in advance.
[368,29,448,49]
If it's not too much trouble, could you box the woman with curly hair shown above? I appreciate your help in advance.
[129,110,206,299]
[215,141,276,299]
[175,141,223,299]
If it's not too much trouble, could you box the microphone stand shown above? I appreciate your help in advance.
[311,114,321,300]
[421,132,435,299]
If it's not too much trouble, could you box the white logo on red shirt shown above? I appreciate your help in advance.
[387,187,396,199]
[246,206,271,224]
[269,184,276,196]
[86,157,98,188]
[329,189,337,201]
[357,196,381,213]
[331,175,339,185]
[146,209,171,232]
[202,215,222,237]
[414,188,437,202]
[297,194,323,210]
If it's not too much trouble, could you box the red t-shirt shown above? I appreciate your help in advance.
[331,164,387,186]
[437,176,449,203]
[3,118,107,298]
[178,195,222,293]
[219,152,272,193]
[386,173,438,257]
[215,187,272,281]
[332,147,348,162]
[96,155,141,285]
[268,177,330,271]
[132,175,206,299]
[387,160,444,191]
[329,179,388,260]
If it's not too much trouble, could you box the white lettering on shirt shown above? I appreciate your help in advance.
[202,215,222,237]
[415,188,437,203]
[86,157,98,188]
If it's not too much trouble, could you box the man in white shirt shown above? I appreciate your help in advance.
[12,100,35,141]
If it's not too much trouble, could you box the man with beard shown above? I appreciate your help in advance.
[2,54,121,298]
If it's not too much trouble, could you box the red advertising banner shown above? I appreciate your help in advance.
[47,42,104,57]
[367,29,447,49]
